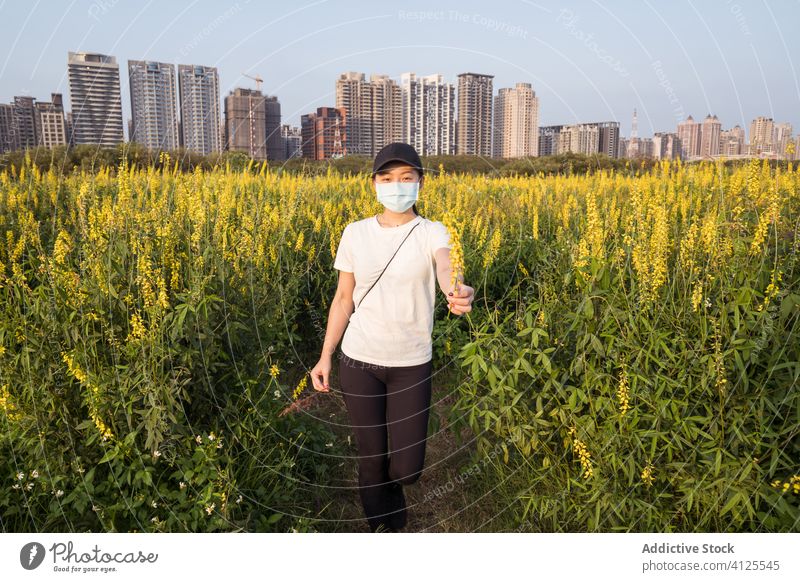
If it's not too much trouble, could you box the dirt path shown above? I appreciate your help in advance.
[306,375,496,532]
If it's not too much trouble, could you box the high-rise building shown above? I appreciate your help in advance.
[538,121,618,157]
[538,125,563,157]
[652,132,680,159]
[177,64,222,155]
[774,122,793,158]
[456,72,493,156]
[65,112,74,146]
[336,72,368,156]
[638,137,655,158]
[264,95,283,161]
[558,124,599,155]
[492,82,539,158]
[371,74,402,155]
[0,104,17,153]
[720,125,745,156]
[300,107,346,160]
[399,73,455,156]
[621,136,657,159]
[67,51,124,146]
[749,116,775,156]
[619,137,630,158]
[128,60,179,150]
[280,124,302,160]
[699,114,721,158]
[676,115,701,160]
[12,96,37,149]
[225,87,264,158]
[0,94,67,151]
[336,72,401,157]
[595,122,620,158]
[34,93,66,148]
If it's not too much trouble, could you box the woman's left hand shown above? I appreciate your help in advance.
[446,283,474,316]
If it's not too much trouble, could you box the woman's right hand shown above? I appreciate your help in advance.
[310,355,331,392]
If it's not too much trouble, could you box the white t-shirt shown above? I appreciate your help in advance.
[333,214,452,367]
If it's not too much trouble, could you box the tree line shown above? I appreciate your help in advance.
[2,142,788,177]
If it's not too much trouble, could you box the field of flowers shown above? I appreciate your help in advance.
[0,154,797,532]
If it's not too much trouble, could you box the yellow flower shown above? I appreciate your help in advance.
[53,230,73,266]
[771,475,800,495]
[712,317,727,396]
[0,383,21,421]
[483,229,502,269]
[127,312,147,342]
[568,425,593,479]
[585,189,604,260]
[616,365,630,416]
[691,280,703,312]
[270,364,280,379]
[758,268,782,312]
[641,461,655,487]
[443,219,465,293]
[292,375,307,400]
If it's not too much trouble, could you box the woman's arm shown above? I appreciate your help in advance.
[434,247,463,294]
[310,271,355,392]
[434,247,473,315]
[322,271,355,358]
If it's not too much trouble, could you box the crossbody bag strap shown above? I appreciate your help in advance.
[355,221,421,311]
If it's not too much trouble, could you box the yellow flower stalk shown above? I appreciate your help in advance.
[616,365,630,416]
[443,218,465,294]
[292,375,308,400]
[0,383,21,421]
[691,280,704,312]
[641,461,655,487]
[61,351,114,442]
[568,425,594,479]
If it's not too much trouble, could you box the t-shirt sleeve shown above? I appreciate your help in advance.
[333,224,354,272]
[429,221,452,258]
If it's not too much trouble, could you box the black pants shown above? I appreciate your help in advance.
[338,352,433,532]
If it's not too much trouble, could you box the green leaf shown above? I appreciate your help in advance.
[720,491,741,517]
[519,357,536,378]
[98,447,119,464]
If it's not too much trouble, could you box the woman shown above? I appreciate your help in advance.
[309,142,474,532]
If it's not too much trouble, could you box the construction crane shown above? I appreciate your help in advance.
[242,72,263,91]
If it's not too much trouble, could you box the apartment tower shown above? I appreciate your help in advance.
[67,51,124,146]
[456,72,493,156]
[492,82,539,158]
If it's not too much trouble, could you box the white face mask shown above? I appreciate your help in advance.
[376,181,419,212]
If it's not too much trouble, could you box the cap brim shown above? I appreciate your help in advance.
[371,158,424,175]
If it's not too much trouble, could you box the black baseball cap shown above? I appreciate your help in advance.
[372,142,424,177]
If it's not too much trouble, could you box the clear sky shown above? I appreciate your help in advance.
[1,0,798,139]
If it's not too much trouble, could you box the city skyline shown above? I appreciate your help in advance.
[1,0,798,140]
[0,46,795,162]
[1,51,796,161]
